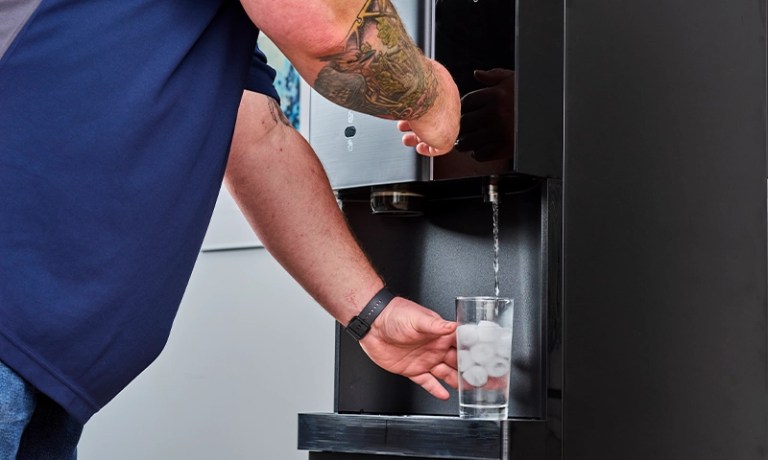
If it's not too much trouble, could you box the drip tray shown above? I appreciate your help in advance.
[298,413,547,460]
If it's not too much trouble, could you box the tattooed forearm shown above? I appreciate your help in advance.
[313,0,439,120]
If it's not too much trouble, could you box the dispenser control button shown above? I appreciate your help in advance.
[344,126,357,138]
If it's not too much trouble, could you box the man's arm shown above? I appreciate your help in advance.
[239,0,460,156]
[225,91,458,399]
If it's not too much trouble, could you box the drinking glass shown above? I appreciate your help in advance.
[456,296,514,420]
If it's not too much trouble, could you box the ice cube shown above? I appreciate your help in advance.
[458,349,474,372]
[477,320,501,342]
[469,342,495,365]
[462,365,489,387]
[457,324,479,348]
[485,356,511,378]
[496,327,513,358]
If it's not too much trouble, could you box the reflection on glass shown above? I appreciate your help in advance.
[434,0,516,169]
[435,0,515,96]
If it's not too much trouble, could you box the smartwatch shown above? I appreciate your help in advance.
[345,287,396,341]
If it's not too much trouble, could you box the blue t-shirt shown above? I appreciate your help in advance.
[0,0,278,423]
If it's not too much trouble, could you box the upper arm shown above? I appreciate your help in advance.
[239,0,363,84]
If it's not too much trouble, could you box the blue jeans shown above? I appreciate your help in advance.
[0,361,82,460]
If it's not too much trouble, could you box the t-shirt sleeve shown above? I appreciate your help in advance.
[246,44,280,103]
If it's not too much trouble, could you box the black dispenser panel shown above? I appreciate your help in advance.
[334,178,557,419]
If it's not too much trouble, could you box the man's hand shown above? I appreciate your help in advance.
[359,297,459,400]
[397,62,461,156]
[397,61,461,157]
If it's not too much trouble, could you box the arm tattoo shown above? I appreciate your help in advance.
[267,97,291,127]
[314,0,439,120]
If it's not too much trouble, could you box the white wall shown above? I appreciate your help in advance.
[77,248,335,459]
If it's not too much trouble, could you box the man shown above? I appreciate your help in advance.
[0,0,460,458]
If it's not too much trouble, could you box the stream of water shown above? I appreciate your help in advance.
[492,200,500,297]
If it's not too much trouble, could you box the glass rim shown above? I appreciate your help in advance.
[455,296,513,302]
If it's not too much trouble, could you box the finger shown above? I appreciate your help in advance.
[417,142,450,157]
[412,314,457,336]
[402,132,420,147]
[430,362,459,390]
[397,120,413,132]
[410,373,450,400]
[415,142,433,156]
[444,347,458,369]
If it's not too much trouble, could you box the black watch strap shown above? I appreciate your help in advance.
[345,287,396,341]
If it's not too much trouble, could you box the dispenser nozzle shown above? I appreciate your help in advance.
[484,176,500,204]
[370,184,424,216]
